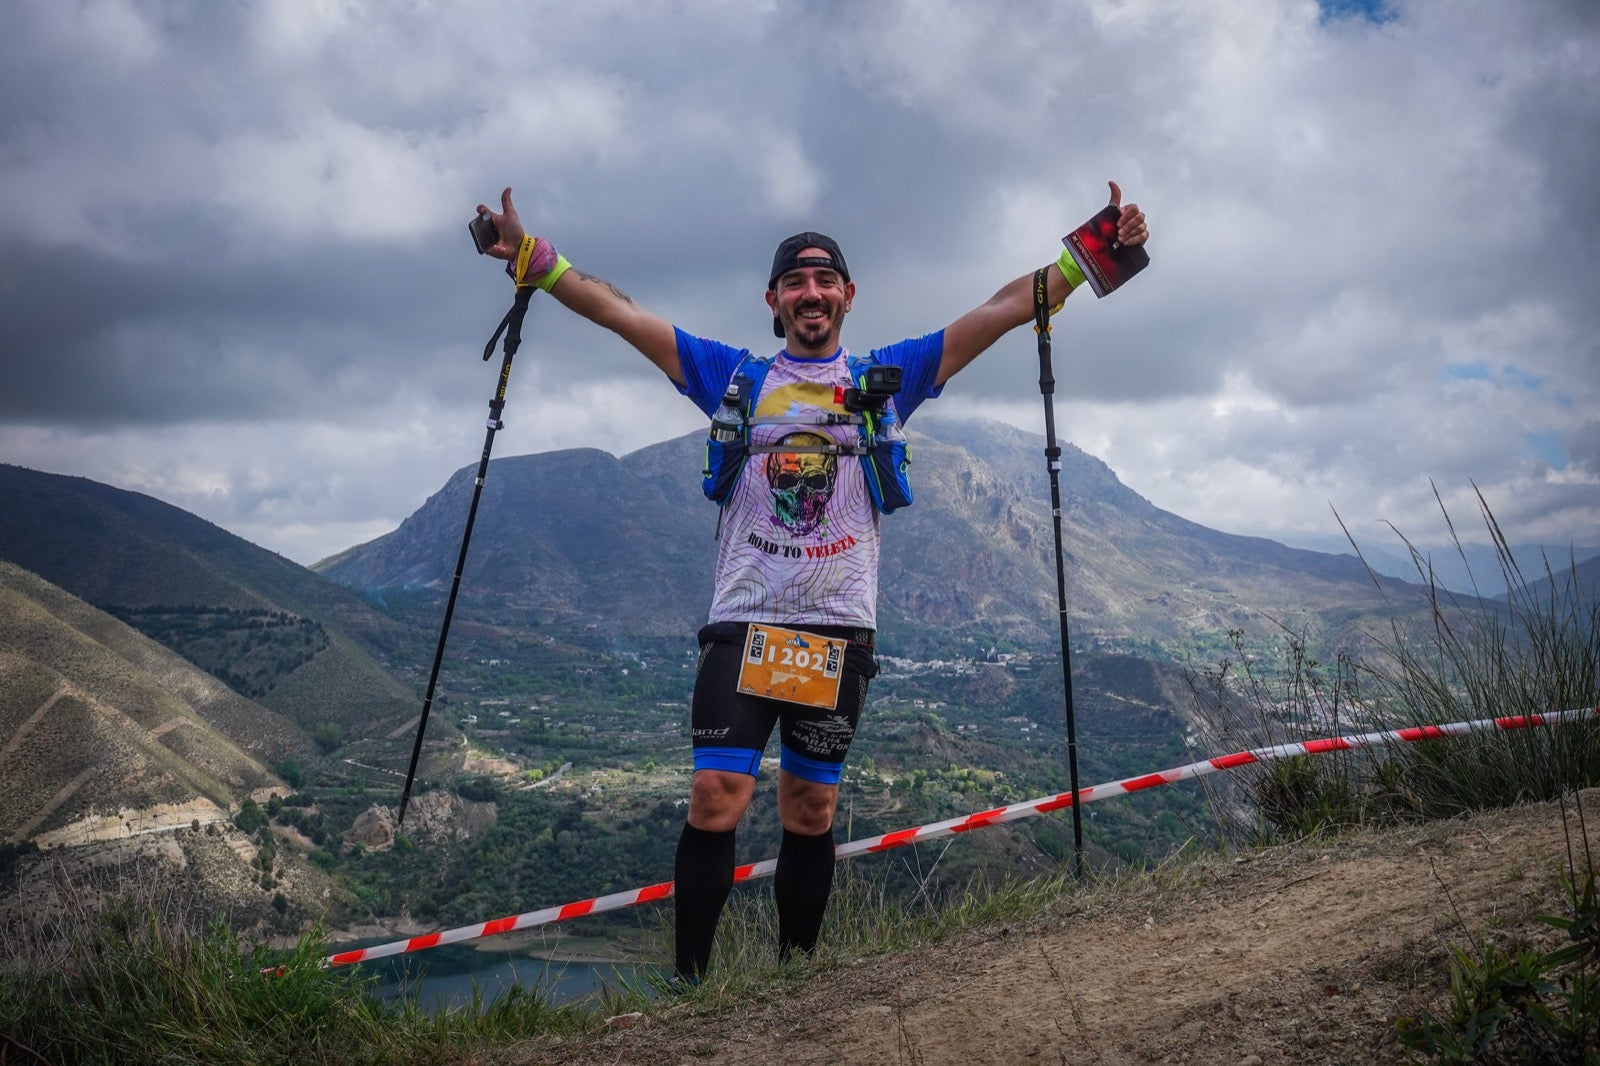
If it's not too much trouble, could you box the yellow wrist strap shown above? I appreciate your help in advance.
[513,234,537,287]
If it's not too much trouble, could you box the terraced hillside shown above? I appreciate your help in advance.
[0,561,298,845]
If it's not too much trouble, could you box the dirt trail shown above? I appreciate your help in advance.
[509,792,1593,1066]
[1,685,66,758]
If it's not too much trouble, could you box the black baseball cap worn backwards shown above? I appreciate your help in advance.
[768,231,850,289]
[768,231,850,338]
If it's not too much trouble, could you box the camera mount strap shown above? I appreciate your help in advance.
[398,285,538,825]
[1032,267,1085,880]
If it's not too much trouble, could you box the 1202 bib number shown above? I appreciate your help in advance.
[736,624,846,710]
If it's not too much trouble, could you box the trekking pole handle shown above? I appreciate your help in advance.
[1033,268,1055,396]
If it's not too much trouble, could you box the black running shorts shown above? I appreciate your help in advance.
[689,622,877,785]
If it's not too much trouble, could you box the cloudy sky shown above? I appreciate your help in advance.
[2,0,1596,568]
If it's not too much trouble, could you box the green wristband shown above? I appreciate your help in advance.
[537,254,572,293]
[1055,248,1086,291]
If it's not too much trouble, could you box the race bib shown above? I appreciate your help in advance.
[737,624,846,710]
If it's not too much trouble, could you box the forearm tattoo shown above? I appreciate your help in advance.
[571,268,634,304]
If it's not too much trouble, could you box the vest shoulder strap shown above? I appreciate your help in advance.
[731,353,773,419]
[845,351,875,375]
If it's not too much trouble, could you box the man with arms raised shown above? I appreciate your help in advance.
[471,185,1149,980]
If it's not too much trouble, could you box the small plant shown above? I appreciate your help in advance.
[1397,866,1600,1063]
[1397,940,1561,1062]
[1354,489,1600,819]
[1254,753,1363,838]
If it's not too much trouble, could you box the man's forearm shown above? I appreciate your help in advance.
[936,266,1077,385]
[549,266,639,326]
[546,266,683,382]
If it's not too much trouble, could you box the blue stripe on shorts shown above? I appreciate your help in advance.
[693,746,763,777]
[780,746,845,785]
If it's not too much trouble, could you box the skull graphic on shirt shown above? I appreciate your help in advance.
[765,432,836,536]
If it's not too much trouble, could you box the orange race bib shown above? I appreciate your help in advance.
[736,624,847,710]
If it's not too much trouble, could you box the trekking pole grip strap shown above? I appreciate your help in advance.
[482,284,537,361]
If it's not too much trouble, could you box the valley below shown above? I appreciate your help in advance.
[2,422,1589,997]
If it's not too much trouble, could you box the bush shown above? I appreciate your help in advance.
[233,799,267,835]
[274,758,305,789]
[454,776,499,803]
[311,722,344,754]
[0,839,39,878]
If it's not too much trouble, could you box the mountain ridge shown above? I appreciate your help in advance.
[315,417,1436,660]
[0,463,429,747]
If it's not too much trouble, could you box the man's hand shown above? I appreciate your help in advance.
[473,185,682,380]
[936,179,1150,384]
[1107,181,1149,247]
[473,187,528,262]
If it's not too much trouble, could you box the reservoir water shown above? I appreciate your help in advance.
[351,939,659,1011]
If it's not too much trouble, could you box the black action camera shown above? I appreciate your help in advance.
[841,364,903,413]
[468,211,499,255]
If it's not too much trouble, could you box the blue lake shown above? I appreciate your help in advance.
[351,940,659,1012]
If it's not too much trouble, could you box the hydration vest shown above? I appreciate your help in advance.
[701,352,913,514]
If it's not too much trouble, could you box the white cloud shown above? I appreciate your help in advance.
[210,110,465,244]
[750,133,824,220]
[30,0,163,68]
[247,0,364,63]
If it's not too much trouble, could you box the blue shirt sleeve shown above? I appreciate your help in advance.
[869,330,946,424]
[674,327,751,417]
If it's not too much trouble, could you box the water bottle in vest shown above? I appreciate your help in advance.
[703,377,750,504]
[711,382,742,443]
[879,400,905,447]
[864,399,913,513]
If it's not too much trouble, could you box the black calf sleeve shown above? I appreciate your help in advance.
[674,823,737,979]
[775,826,836,961]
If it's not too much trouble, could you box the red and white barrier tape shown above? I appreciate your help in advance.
[324,705,1600,968]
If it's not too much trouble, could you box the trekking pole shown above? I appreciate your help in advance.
[1031,267,1085,880]
[398,285,536,825]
